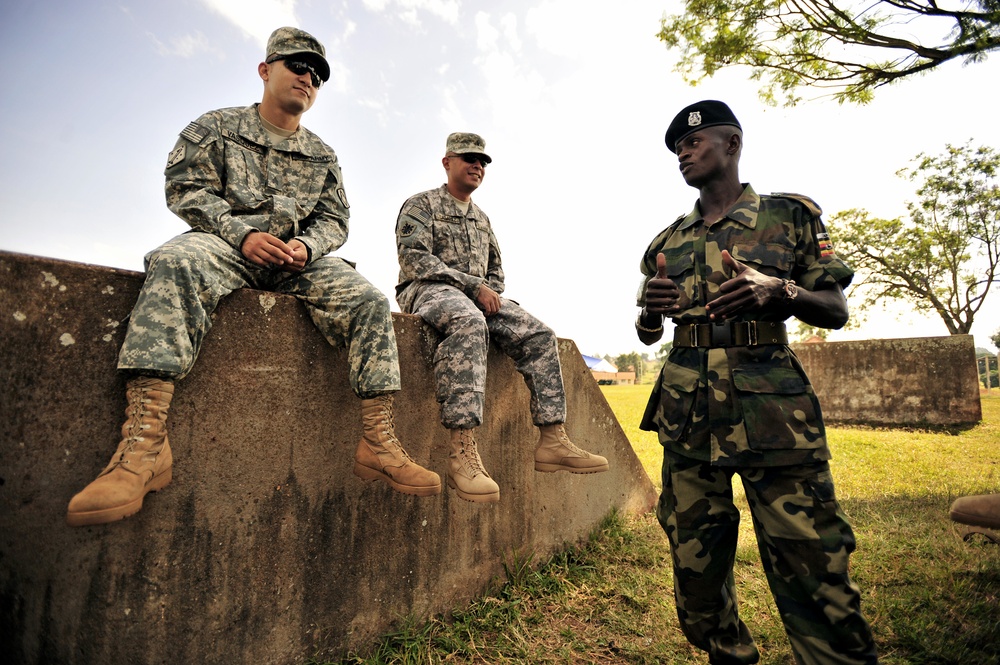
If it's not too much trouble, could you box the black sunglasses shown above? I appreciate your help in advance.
[268,56,323,88]
[450,154,490,167]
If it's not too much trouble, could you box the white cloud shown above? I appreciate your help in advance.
[199,0,298,45]
[149,30,223,58]
[474,11,499,51]
[500,13,521,52]
[438,83,466,128]
[362,0,460,27]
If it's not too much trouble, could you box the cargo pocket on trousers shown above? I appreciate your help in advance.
[805,468,855,573]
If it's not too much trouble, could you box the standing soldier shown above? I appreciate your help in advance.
[394,133,608,503]
[67,27,440,527]
[636,100,879,664]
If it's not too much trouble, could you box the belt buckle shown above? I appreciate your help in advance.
[729,321,759,346]
[685,325,700,347]
[710,322,731,347]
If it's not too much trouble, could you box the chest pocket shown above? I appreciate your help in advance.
[658,247,698,310]
[467,219,492,276]
[433,215,470,267]
[731,242,794,278]
[275,155,331,213]
[224,141,267,209]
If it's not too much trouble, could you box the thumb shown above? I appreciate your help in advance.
[721,250,745,275]
[656,252,667,278]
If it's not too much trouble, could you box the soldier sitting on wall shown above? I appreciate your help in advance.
[66,27,441,527]
[393,132,609,504]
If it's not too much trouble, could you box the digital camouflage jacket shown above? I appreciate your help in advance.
[164,104,351,263]
[637,184,853,467]
[394,184,505,311]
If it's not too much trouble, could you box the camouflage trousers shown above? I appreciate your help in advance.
[118,232,401,398]
[657,452,878,665]
[405,283,566,429]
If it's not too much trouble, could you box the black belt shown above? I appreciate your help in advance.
[673,321,788,348]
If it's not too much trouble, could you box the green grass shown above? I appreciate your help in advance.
[321,392,1000,665]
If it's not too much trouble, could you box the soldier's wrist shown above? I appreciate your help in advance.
[636,309,664,333]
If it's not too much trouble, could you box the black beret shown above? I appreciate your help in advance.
[665,100,741,154]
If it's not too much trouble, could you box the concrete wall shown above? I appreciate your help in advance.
[0,251,659,665]
[791,336,982,427]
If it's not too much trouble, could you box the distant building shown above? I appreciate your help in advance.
[581,354,636,385]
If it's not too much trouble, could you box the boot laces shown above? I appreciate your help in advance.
[119,386,152,459]
[459,433,488,477]
[553,425,587,456]
[375,396,415,463]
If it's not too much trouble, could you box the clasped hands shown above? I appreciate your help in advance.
[241,232,308,272]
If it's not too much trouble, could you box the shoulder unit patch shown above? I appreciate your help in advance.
[166,145,185,169]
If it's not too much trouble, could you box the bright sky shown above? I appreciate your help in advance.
[2,0,999,357]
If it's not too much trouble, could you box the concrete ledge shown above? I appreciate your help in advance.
[791,335,982,427]
[0,251,658,665]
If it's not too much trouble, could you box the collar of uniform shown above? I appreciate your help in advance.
[436,184,474,216]
[678,183,760,230]
[242,104,326,158]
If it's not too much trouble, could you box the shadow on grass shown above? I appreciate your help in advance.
[837,492,999,665]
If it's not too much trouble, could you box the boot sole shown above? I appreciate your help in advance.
[534,461,609,474]
[950,509,1000,530]
[65,469,173,527]
[353,462,442,497]
[446,477,500,503]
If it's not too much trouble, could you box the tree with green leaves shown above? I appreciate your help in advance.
[614,351,645,381]
[991,327,1000,348]
[793,322,830,341]
[827,142,1000,335]
[658,0,1000,105]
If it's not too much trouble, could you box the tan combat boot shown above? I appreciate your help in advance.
[66,377,175,526]
[353,394,441,496]
[534,424,609,474]
[950,494,1000,529]
[447,429,500,503]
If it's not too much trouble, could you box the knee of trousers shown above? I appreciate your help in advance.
[443,310,488,339]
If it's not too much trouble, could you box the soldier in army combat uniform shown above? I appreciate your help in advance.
[394,133,608,503]
[636,101,878,663]
[67,27,440,527]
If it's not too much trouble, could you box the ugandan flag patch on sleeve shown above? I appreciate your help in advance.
[817,232,837,258]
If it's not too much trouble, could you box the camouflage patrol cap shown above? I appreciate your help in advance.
[665,100,741,154]
[445,132,492,164]
[266,27,330,83]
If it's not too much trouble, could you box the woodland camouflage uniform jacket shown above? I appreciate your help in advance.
[637,184,853,467]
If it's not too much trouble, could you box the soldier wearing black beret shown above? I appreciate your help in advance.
[635,100,880,664]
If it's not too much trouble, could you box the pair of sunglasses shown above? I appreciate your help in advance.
[452,154,490,168]
[268,56,323,89]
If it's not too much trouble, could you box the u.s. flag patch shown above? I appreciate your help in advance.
[817,232,836,257]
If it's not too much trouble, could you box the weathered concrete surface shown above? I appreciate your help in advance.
[0,251,658,665]
[791,336,982,426]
